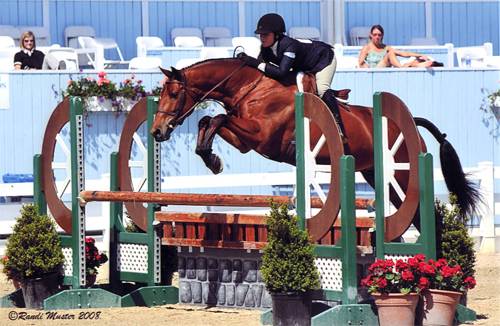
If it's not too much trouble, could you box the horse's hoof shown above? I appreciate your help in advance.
[209,154,223,174]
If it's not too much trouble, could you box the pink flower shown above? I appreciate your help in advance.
[98,71,107,78]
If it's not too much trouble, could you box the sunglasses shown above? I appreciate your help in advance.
[23,39,34,43]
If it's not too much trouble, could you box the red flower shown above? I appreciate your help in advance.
[414,254,426,262]
[408,257,419,268]
[360,275,372,287]
[464,276,476,289]
[395,260,409,272]
[376,277,388,288]
[418,277,430,289]
[401,270,414,281]
[419,262,436,275]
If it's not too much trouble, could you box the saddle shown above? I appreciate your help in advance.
[299,72,351,101]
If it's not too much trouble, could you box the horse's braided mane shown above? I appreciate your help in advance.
[180,57,248,71]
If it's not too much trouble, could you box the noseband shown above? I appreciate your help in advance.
[157,63,246,125]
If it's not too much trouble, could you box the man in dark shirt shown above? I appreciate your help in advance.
[14,31,45,70]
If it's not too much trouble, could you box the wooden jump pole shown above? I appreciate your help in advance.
[79,190,374,210]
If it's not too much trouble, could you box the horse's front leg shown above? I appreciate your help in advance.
[195,114,227,174]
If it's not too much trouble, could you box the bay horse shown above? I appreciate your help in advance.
[151,58,480,238]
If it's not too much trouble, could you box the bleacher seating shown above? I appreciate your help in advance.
[136,36,164,57]
[288,27,320,41]
[173,36,204,48]
[171,27,203,45]
[349,26,370,46]
[203,27,232,46]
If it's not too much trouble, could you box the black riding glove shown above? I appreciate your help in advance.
[237,52,262,68]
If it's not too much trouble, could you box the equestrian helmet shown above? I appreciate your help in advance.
[254,13,286,34]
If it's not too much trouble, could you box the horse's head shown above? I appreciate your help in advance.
[151,67,199,142]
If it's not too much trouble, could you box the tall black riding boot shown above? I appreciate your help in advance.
[321,89,347,142]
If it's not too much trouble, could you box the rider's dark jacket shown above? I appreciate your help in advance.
[258,35,334,79]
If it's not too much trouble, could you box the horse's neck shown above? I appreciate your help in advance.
[186,61,261,103]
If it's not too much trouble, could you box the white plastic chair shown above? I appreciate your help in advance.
[173,36,204,48]
[231,37,261,58]
[0,36,15,49]
[45,47,79,70]
[410,37,438,46]
[136,36,164,57]
[171,27,203,44]
[65,26,96,48]
[203,27,232,47]
[128,56,162,70]
[349,26,371,46]
[66,25,125,62]
[199,47,231,60]
[288,27,320,41]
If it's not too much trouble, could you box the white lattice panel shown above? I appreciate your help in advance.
[62,247,73,276]
[117,243,149,273]
[385,254,412,262]
[315,258,342,291]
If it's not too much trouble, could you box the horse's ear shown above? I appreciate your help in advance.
[160,66,172,78]
[170,67,183,81]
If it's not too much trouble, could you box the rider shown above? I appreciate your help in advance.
[237,13,347,140]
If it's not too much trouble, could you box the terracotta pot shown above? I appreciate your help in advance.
[420,289,461,326]
[372,292,419,326]
[85,273,97,287]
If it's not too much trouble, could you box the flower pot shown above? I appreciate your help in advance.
[84,96,136,112]
[85,96,115,112]
[271,292,312,326]
[372,292,419,326]
[20,272,61,309]
[420,289,461,326]
[85,273,97,287]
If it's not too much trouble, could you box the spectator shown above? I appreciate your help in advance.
[14,31,45,70]
[358,25,443,68]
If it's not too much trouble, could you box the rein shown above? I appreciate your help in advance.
[158,62,246,123]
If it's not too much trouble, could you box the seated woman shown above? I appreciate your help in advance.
[14,31,45,70]
[358,25,442,68]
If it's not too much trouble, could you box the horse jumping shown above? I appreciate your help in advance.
[151,58,480,233]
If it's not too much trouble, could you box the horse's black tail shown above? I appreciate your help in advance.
[414,117,482,219]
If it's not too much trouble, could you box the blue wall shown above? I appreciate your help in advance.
[344,0,500,53]
[0,0,43,26]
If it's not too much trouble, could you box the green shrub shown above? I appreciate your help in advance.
[1,204,65,282]
[435,195,476,278]
[261,203,320,293]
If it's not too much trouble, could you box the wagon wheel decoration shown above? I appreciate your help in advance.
[41,99,73,233]
[117,98,151,231]
[300,93,345,243]
[377,92,422,241]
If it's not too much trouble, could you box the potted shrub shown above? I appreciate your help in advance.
[418,257,476,325]
[361,255,427,326]
[260,203,320,326]
[84,237,108,287]
[1,204,65,309]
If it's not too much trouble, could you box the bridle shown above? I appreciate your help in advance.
[156,62,246,125]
